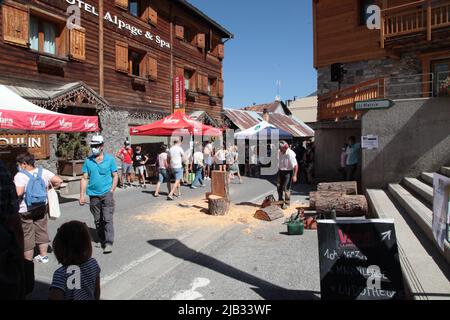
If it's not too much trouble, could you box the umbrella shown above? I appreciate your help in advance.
[0,85,99,133]
[130,112,222,136]
[234,121,293,140]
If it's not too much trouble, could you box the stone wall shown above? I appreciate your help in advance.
[318,53,422,99]
[36,134,57,173]
[362,97,450,190]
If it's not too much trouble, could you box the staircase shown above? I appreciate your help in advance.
[366,166,450,300]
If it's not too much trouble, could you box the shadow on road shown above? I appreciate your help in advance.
[148,239,320,300]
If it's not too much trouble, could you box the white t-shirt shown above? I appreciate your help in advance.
[278,149,298,171]
[169,145,184,169]
[158,152,168,169]
[203,143,213,157]
[14,168,55,213]
[193,152,204,166]
[215,149,226,162]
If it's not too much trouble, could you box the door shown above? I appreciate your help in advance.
[432,60,450,97]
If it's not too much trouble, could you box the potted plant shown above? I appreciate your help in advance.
[57,133,90,177]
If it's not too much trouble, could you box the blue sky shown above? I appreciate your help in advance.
[188,0,317,108]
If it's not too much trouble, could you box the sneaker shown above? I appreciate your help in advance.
[200,184,206,188]
[167,195,174,201]
[34,255,49,264]
[103,244,113,254]
[190,186,197,189]
[154,193,160,198]
[281,203,288,210]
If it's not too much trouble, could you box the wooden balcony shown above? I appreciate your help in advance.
[318,79,385,122]
[381,0,450,48]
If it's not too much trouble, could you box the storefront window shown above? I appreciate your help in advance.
[29,16,57,55]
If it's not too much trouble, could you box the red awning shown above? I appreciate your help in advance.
[0,85,99,133]
[130,112,222,136]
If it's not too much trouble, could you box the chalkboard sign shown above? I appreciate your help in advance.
[317,219,405,300]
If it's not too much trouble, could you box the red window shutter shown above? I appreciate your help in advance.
[115,41,129,73]
[196,33,205,49]
[2,3,29,47]
[69,27,86,61]
[115,0,128,10]
[147,56,158,80]
[218,80,224,98]
[175,25,184,40]
[217,44,224,59]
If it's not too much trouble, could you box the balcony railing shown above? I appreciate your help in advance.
[318,72,450,122]
[318,79,385,121]
[381,0,450,48]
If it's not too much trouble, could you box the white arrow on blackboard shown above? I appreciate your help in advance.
[381,230,392,241]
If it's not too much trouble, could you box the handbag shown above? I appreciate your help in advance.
[47,182,61,220]
[188,172,195,184]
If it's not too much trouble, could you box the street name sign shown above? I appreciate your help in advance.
[355,99,394,111]
[317,219,405,300]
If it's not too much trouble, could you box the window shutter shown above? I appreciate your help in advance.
[175,25,184,40]
[148,7,157,26]
[176,66,184,77]
[196,33,205,49]
[217,44,224,59]
[218,80,224,98]
[115,42,129,73]
[115,0,128,10]
[196,73,203,93]
[2,3,29,47]
[69,27,86,61]
[147,56,158,80]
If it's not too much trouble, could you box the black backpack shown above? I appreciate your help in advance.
[0,220,26,300]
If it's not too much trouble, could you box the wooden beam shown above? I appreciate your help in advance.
[427,0,432,41]
[99,0,104,97]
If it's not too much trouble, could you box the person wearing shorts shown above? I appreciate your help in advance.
[167,139,184,201]
[154,144,170,197]
[203,141,213,180]
[116,140,133,188]
[14,152,62,264]
[133,146,148,188]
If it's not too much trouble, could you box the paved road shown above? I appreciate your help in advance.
[30,176,318,300]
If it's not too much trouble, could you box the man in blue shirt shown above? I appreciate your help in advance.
[80,136,118,254]
[345,136,361,181]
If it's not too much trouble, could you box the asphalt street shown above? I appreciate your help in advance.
[30,176,318,300]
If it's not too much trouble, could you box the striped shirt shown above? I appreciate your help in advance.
[50,258,101,300]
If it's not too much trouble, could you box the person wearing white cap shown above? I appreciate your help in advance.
[80,135,118,254]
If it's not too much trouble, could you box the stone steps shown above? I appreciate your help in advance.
[402,177,434,205]
[420,172,434,186]
[366,189,450,300]
[441,167,450,177]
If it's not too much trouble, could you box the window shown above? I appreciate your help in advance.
[184,70,193,91]
[184,26,196,44]
[208,78,217,96]
[129,49,144,77]
[29,16,57,55]
[128,0,141,17]
[359,0,376,26]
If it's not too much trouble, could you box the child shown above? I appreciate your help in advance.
[49,221,101,300]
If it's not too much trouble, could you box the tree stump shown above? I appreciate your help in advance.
[208,195,230,216]
[309,191,344,209]
[316,194,368,217]
[254,205,285,221]
[211,171,229,200]
[317,181,358,195]
[205,192,212,200]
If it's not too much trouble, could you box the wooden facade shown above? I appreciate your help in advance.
[0,0,233,122]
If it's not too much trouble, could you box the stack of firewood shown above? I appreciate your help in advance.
[308,181,368,218]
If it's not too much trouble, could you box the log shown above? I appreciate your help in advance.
[316,194,368,217]
[309,191,344,209]
[317,181,358,195]
[211,171,229,200]
[208,195,230,216]
[254,205,285,221]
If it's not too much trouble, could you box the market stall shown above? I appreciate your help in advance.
[234,121,293,140]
